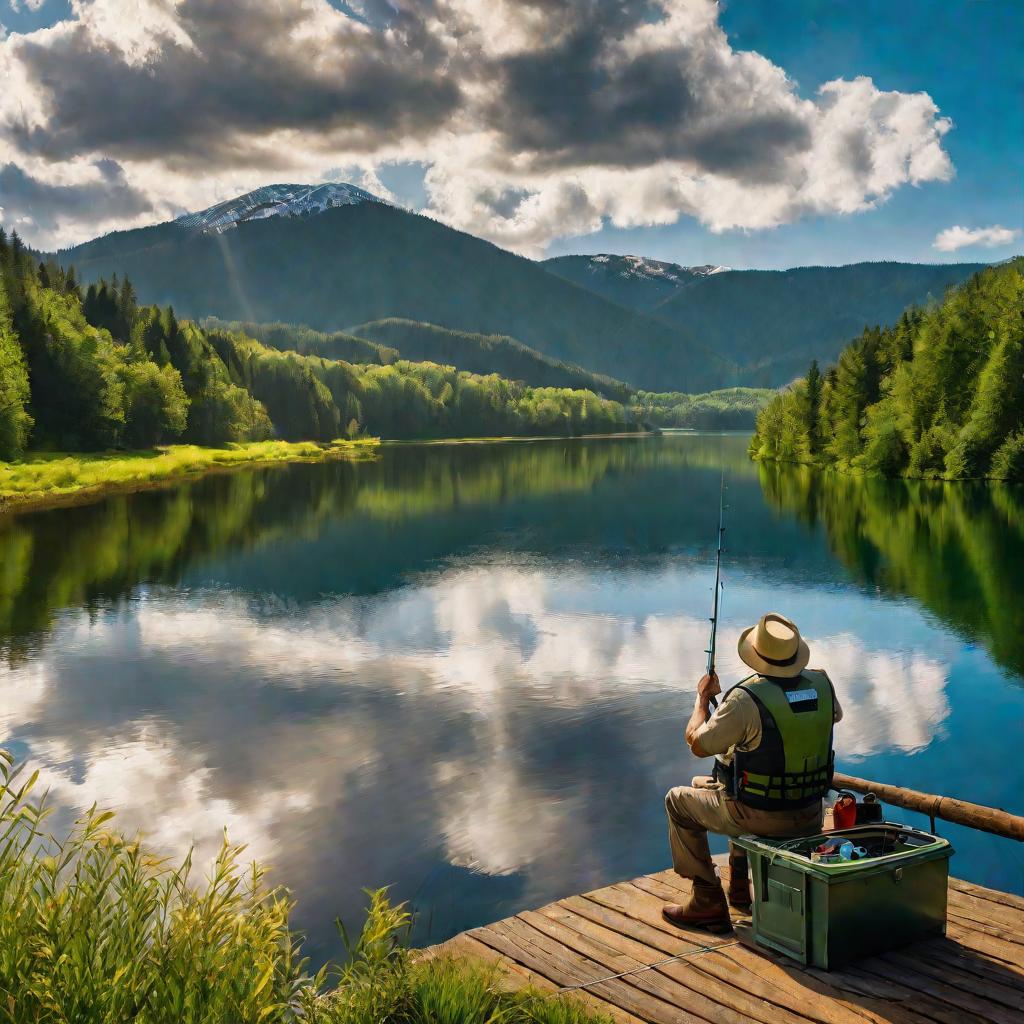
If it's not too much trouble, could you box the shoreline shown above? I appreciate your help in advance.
[0,440,380,517]
[751,452,1021,484]
[1,429,728,518]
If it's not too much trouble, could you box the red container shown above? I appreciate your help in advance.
[832,793,857,830]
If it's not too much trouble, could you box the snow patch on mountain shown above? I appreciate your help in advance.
[588,254,730,282]
[177,183,385,233]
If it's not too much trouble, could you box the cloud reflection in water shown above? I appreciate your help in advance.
[0,559,955,953]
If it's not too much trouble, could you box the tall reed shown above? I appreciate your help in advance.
[0,752,606,1024]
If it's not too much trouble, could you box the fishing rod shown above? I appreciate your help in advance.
[704,469,726,710]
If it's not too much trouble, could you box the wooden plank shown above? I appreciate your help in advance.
[441,932,550,989]
[802,963,993,1024]
[563,895,892,1024]
[947,887,1024,931]
[538,900,867,1024]
[593,880,958,1024]
[947,906,1024,947]
[725,933,956,1024]
[471,918,709,1024]
[517,908,784,1024]
[494,916,718,1024]
[881,947,1024,1013]
[949,877,1024,913]
[918,939,1024,994]
[584,880,722,944]
[613,878,979,1024]
[428,865,1024,1024]
[527,906,816,1024]
[946,919,1024,969]
[854,953,1021,1024]
[451,931,647,1024]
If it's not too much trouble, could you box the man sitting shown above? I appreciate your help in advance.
[663,612,842,931]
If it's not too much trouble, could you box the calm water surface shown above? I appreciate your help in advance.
[2,433,1023,960]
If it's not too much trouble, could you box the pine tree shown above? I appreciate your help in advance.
[0,279,33,459]
[805,359,822,454]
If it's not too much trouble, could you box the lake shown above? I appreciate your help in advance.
[2,432,1022,962]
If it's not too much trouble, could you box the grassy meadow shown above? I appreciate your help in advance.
[0,439,380,512]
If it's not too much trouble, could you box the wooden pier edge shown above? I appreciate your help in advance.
[425,780,1024,1023]
[425,865,1024,1024]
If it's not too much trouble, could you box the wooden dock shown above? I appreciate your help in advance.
[424,862,1024,1024]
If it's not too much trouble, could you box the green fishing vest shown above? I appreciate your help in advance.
[714,670,835,811]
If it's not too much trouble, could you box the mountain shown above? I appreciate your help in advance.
[547,255,987,386]
[652,262,989,385]
[347,318,634,400]
[175,182,383,233]
[543,254,729,312]
[58,192,729,393]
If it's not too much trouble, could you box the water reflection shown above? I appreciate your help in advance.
[1,434,1022,960]
[758,462,1024,681]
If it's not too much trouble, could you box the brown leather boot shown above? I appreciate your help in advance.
[727,847,752,911]
[662,880,731,933]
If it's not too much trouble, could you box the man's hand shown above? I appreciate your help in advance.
[686,671,720,756]
[697,671,721,706]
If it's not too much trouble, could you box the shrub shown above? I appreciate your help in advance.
[990,431,1024,482]
[0,752,607,1024]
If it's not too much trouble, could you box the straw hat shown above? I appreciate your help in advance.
[737,613,810,679]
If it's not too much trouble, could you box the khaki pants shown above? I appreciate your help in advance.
[665,776,823,887]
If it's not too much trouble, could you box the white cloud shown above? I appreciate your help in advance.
[933,224,1021,252]
[0,0,957,252]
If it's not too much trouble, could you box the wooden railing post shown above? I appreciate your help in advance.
[832,771,1024,842]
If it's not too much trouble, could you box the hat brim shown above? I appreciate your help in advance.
[737,625,810,679]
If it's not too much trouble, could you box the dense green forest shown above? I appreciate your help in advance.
[0,229,645,456]
[210,329,636,440]
[0,229,272,458]
[750,260,1024,481]
[211,315,634,400]
[196,317,769,430]
[634,387,773,430]
[59,201,727,392]
[345,318,635,401]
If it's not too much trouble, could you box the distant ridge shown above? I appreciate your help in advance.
[60,198,728,393]
[544,253,728,312]
[58,181,988,391]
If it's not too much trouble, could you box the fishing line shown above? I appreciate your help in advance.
[552,938,741,994]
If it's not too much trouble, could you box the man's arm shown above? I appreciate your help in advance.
[685,672,721,757]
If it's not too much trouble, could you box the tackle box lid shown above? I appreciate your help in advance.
[733,822,953,882]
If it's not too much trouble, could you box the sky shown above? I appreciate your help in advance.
[0,0,1020,268]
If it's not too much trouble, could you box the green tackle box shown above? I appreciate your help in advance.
[733,823,953,969]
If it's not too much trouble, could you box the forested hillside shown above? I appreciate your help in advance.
[204,319,397,366]
[59,202,727,393]
[653,262,986,385]
[345,319,634,400]
[634,388,774,430]
[750,260,1024,480]
[0,229,642,456]
[0,231,270,457]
